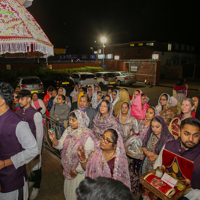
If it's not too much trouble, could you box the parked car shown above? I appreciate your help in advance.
[14,76,45,94]
[42,73,74,91]
[71,72,97,87]
[114,71,136,86]
[95,72,117,87]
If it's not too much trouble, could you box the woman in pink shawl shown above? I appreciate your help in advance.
[131,93,150,120]
[92,100,123,140]
[48,110,98,200]
[31,92,46,114]
[77,128,131,189]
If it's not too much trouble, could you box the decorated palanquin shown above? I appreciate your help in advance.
[140,149,193,200]
[0,0,53,58]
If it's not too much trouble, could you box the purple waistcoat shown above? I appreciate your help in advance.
[165,139,200,191]
[16,106,37,138]
[0,109,26,193]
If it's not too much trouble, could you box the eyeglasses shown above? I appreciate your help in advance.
[98,94,102,97]
[112,94,117,96]
[100,105,108,108]
[101,135,113,144]
[160,99,167,101]
[57,98,62,100]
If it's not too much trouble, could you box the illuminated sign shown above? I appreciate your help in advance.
[138,43,143,46]
[152,54,159,60]
[98,54,105,59]
[114,55,120,60]
[106,54,113,59]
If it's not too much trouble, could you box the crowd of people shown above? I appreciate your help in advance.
[0,80,200,200]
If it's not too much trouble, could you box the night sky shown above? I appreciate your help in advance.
[28,0,200,54]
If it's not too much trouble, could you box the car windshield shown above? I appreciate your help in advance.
[22,78,41,85]
[121,72,133,76]
[104,73,115,77]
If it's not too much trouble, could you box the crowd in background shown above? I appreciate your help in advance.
[2,78,200,200]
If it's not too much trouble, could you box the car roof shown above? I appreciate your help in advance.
[17,76,40,79]
[71,72,94,75]
[96,72,114,74]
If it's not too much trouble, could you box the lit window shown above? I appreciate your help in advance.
[106,54,113,59]
[168,44,172,51]
[114,55,120,60]
[130,44,135,46]
[94,51,97,54]
[146,43,154,46]
[138,43,143,46]
[98,49,101,53]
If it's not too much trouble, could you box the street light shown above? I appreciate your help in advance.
[101,37,106,65]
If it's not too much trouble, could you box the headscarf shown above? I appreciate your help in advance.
[43,86,54,116]
[61,110,98,180]
[87,85,94,96]
[142,116,174,154]
[70,87,79,103]
[53,87,68,104]
[139,107,160,142]
[85,128,131,189]
[112,89,119,107]
[92,101,123,140]
[91,92,102,109]
[114,90,130,115]
[155,93,173,112]
[118,102,138,142]
[131,93,150,119]
[77,91,84,106]
[131,89,143,103]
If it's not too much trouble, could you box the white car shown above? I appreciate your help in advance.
[15,76,45,94]
[95,72,117,87]
[114,71,136,86]
[71,72,97,87]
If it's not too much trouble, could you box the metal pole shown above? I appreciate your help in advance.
[103,43,104,65]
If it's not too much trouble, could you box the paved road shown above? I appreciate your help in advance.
[100,83,199,107]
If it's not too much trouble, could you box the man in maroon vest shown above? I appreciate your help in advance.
[154,118,200,200]
[16,90,43,200]
[0,82,38,200]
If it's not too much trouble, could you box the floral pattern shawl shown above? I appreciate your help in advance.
[116,102,138,142]
[142,116,174,155]
[131,93,150,119]
[85,128,131,189]
[43,86,54,117]
[91,91,102,109]
[92,101,123,140]
[61,110,97,180]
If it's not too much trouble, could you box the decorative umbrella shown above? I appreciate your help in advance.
[0,0,54,58]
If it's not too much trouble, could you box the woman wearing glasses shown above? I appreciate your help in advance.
[77,128,131,189]
[155,93,178,123]
[92,100,123,140]
[48,110,97,200]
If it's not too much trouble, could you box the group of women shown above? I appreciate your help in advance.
[12,84,200,200]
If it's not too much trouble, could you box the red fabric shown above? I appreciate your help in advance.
[162,149,194,180]
[129,95,132,100]
[173,85,186,91]
[192,112,196,117]
[145,174,173,195]
[43,93,50,117]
